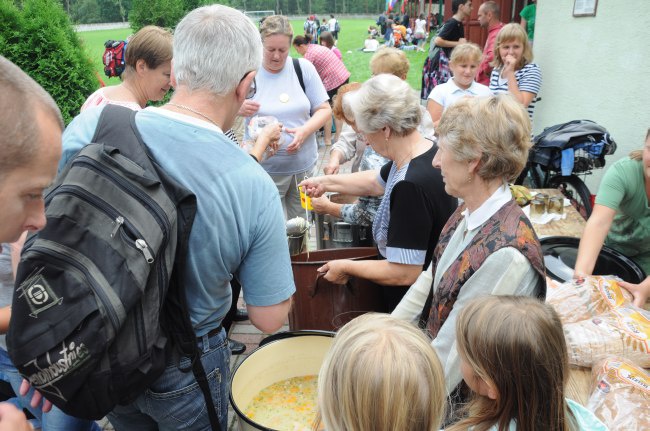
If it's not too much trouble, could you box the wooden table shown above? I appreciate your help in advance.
[529,188,586,239]
[528,189,592,404]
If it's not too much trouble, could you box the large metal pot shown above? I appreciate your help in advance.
[229,331,334,431]
[541,236,646,283]
[315,193,374,249]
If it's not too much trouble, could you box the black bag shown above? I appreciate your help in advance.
[7,106,221,428]
[530,119,617,169]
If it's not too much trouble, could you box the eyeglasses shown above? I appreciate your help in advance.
[241,71,257,99]
[246,77,257,99]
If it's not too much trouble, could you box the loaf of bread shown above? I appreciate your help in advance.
[587,357,650,430]
[546,276,633,324]
[564,306,650,367]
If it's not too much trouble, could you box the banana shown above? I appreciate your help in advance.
[510,184,532,207]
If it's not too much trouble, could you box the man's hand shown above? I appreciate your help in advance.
[19,379,52,413]
[298,177,327,198]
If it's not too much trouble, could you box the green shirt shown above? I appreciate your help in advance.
[520,4,536,41]
[595,156,650,273]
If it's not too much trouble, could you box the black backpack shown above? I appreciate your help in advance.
[7,106,221,429]
[102,40,127,78]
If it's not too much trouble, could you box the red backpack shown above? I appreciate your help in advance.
[103,40,127,78]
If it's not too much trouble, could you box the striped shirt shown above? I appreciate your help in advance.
[489,63,541,120]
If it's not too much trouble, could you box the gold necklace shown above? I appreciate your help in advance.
[167,102,220,128]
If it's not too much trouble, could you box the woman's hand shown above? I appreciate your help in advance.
[323,160,340,175]
[310,196,333,215]
[238,100,260,117]
[317,260,351,284]
[298,177,327,198]
[285,126,308,153]
[19,379,52,412]
[618,277,650,308]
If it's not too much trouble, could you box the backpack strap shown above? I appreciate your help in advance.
[292,57,306,94]
[91,105,220,430]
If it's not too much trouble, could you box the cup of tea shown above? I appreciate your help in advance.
[530,198,546,221]
[548,196,564,215]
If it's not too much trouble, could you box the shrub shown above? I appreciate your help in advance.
[0,0,98,124]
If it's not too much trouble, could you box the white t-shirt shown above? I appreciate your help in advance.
[246,57,329,175]
[328,18,337,31]
[428,79,492,111]
[415,18,426,35]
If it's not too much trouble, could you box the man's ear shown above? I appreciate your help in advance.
[235,70,256,103]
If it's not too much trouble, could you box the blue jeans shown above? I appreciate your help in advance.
[107,328,230,431]
[0,348,100,431]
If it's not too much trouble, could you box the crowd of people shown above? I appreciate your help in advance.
[0,1,647,430]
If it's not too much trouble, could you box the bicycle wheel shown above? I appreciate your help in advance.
[547,174,593,219]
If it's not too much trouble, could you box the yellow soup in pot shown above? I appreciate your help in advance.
[244,375,323,431]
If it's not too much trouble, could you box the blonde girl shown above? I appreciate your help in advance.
[317,313,446,431]
[448,296,606,431]
[489,23,541,121]
[426,42,492,126]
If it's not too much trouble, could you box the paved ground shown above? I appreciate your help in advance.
[99,136,345,430]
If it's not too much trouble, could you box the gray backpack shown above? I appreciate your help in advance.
[7,106,220,428]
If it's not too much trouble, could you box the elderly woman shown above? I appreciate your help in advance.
[318,314,446,431]
[575,129,650,307]
[325,48,434,175]
[292,35,349,145]
[82,26,172,111]
[314,48,435,228]
[301,74,456,309]
[489,23,541,121]
[239,15,331,220]
[392,94,545,395]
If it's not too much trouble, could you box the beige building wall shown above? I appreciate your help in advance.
[532,0,650,191]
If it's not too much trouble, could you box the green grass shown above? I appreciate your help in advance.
[77,19,431,90]
[290,19,429,90]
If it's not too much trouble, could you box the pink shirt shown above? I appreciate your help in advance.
[81,87,142,112]
[331,46,342,60]
[304,44,350,91]
[476,22,504,86]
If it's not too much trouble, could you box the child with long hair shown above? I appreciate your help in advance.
[316,313,446,431]
[448,296,607,431]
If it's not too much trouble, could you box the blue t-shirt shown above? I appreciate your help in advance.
[246,57,329,175]
[61,107,296,335]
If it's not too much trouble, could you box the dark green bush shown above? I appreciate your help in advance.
[129,0,184,32]
[0,0,98,124]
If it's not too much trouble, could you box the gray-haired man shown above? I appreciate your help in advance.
[61,5,295,429]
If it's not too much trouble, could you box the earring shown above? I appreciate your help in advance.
[467,175,473,183]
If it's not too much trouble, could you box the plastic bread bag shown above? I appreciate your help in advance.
[564,305,650,367]
[586,356,650,430]
[241,116,284,161]
[546,275,633,324]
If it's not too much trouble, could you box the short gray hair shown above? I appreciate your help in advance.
[0,55,63,181]
[437,94,531,182]
[347,74,421,137]
[173,5,262,96]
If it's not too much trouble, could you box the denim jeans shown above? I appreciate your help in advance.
[107,328,230,431]
[0,348,101,431]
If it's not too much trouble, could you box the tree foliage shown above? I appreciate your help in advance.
[0,0,98,124]
[129,0,184,31]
